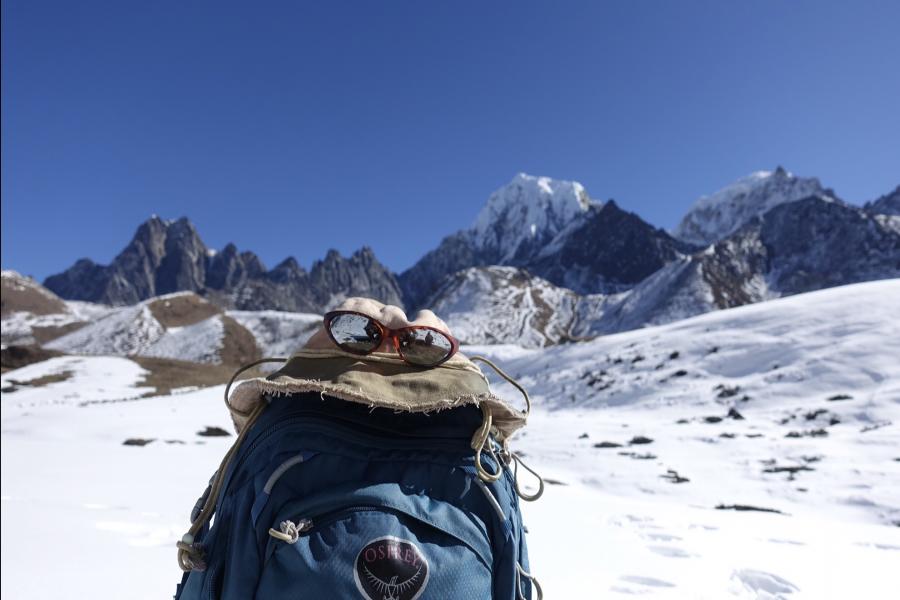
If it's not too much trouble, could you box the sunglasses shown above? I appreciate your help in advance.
[323,310,460,367]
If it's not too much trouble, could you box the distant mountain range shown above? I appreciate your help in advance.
[25,168,900,347]
[43,217,404,312]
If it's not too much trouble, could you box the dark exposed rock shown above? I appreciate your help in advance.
[727,408,745,420]
[197,426,231,437]
[860,421,891,433]
[827,394,853,402]
[629,436,654,445]
[123,438,155,446]
[660,469,689,483]
[715,384,741,399]
[762,465,814,475]
[524,201,695,295]
[715,504,784,514]
[864,185,900,216]
[594,441,623,448]
[619,452,657,460]
[785,429,828,438]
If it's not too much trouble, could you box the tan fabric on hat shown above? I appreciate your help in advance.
[227,297,528,439]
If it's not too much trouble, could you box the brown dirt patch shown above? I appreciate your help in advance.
[146,293,221,328]
[129,355,270,397]
[1,345,65,373]
[31,321,88,344]
[130,355,236,396]
[219,315,261,366]
[3,370,74,391]
[1,275,68,318]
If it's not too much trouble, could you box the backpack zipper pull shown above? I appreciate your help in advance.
[268,518,313,544]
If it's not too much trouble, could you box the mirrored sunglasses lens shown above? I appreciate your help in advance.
[328,314,381,353]
[398,329,453,365]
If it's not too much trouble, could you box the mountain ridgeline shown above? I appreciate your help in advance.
[41,170,900,344]
[44,217,404,313]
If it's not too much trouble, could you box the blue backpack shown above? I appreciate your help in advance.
[174,392,541,599]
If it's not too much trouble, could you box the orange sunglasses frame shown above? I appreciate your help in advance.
[323,310,460,367]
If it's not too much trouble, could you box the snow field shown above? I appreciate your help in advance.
[2,280,898,598]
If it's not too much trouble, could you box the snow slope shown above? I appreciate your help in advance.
[45,303,167,356]
[43,293,232,364]
[226,310,320,357]
[2,281,898,598]
[1,270,117,347]
[428,266,581,347]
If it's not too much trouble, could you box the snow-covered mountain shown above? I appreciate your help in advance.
[3,280,897,599]
[401,174,691,307]
[470,173,592,263]
[674,167,837,246]
[428,196,900,346]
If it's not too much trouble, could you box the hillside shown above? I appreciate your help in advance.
[43,292,260,365]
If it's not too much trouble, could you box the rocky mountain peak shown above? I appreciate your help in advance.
[155,217,208,295]
[673,168,836,246]
[267,257,306,282]
[43,216,404,314]
[471,173,594,263]
[865,185,900,216]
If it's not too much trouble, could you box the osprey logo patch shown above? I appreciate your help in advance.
[354,536,429,600]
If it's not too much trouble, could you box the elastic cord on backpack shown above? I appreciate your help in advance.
[511,452,545,502]
[177,400,267,572]
[469,355,531,416]
[516,563,544,600]
[468,356,545,500]
[224,357,287,417]
[471,404,503,483]
[179,359,286,571]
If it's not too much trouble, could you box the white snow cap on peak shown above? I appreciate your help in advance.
[674,167,834,246]
[471,173,593,261]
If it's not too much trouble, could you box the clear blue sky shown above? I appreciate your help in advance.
[3,0,899,281]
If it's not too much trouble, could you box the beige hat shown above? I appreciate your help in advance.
[226,298,530,440]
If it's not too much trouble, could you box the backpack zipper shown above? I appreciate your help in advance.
[269,505,378,544]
